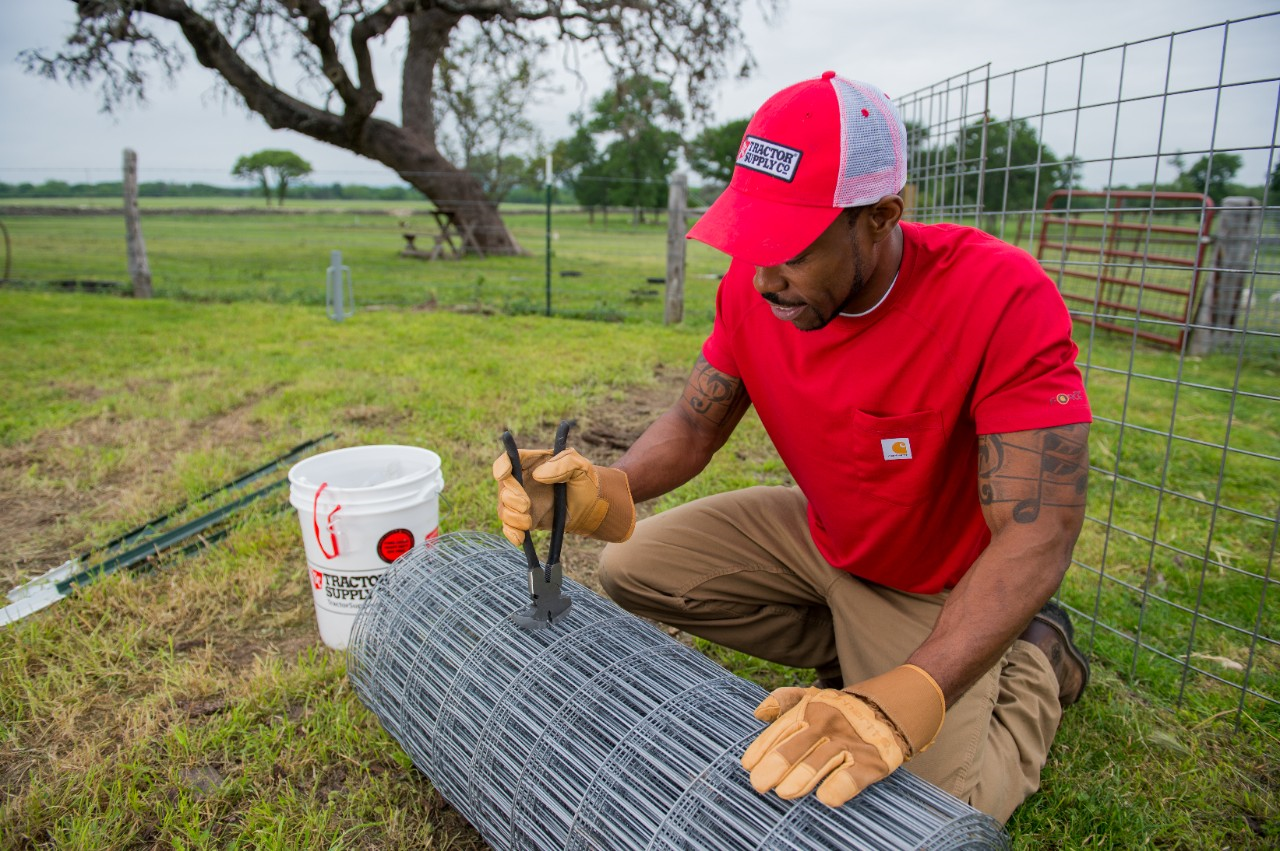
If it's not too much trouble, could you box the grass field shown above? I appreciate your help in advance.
[0,204,728,323]
[0,203,1277,849]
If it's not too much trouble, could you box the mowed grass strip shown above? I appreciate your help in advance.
[0,284,1276,845]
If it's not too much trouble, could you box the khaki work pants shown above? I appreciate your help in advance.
[599,486,1062,823]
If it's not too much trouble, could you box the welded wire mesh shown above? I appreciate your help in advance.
[0,178,722,323]
[347,531,1010,851]
[896,12,1280,726]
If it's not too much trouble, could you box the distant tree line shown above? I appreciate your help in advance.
[0,178,609,206]
[0,180,429,201]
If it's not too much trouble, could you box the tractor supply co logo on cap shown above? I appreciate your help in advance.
[881,438,913,461]
[737,136,803,182]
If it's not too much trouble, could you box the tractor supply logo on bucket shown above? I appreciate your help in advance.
[311,569,381,606]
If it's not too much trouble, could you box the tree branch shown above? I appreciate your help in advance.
[349,0,416,97]
[138,0,351,142]
[279,0,366,111]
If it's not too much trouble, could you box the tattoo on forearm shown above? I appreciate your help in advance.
[682,356,745,426]
[978,424,1089,524]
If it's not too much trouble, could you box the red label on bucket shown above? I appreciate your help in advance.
[425,527,439,542]
[377,528,416,563]
[311,567,324,590]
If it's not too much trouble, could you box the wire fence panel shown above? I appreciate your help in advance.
[0,194,727,325]
[898,12,1279,727]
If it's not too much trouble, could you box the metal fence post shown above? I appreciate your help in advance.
[326,249,354,322]
[664,173,687,325]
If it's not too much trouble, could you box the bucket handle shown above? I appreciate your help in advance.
[313,482,341,559]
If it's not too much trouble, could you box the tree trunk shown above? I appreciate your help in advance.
[395,8,522,255]
[360,121,523,255]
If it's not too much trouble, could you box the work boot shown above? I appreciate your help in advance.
[1019,600,1090,708]
[810,665,844,691]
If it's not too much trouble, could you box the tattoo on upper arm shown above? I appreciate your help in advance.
[681,356,747,426]
[978,424,1089,524]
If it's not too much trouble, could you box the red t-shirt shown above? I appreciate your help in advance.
[701,221,1092,593]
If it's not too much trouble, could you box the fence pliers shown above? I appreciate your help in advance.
[501,420,574,629]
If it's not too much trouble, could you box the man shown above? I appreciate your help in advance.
[494,71,1091,823]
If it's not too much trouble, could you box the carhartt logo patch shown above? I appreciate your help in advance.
[736,135,803,182]
[881,438,912,461]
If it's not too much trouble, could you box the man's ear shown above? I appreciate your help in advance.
[866,195,904,242]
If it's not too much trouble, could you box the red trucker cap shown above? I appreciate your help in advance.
[687,72,907,267]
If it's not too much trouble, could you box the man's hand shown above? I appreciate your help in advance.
[741,664,945,807]
[492,447,635,545]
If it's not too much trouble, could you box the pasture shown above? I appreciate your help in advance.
[0,203,1276,849]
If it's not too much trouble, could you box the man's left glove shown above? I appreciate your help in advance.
[492,447,635,545]
[741,664,946,807]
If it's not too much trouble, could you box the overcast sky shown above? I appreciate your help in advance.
[2,1,1277,187]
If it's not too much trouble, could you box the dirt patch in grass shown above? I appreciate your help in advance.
[1,365,687,593]
[0,386,282,588]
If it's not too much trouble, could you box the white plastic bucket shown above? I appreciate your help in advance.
[288,445,444,649]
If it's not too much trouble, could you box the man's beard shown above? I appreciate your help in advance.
[762,251,868,331]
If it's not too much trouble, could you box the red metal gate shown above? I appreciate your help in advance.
[1035,190,1216,349]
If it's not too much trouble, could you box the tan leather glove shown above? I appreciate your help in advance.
[741,664,946,807]
[492,447,636,546]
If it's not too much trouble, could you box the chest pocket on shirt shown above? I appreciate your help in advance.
[852,408,945,506]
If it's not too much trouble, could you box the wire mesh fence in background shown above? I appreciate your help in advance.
[897,11,1279,727]
[0,189,724,325]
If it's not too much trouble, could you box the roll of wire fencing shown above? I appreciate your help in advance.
[347,531,1010,851]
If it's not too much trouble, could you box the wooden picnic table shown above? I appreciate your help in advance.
[400,208,486,260]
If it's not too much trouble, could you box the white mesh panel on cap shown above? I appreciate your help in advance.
[831,77,907,207]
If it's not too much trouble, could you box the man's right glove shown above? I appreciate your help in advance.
[492,447,636,546]
[741,664,946,808]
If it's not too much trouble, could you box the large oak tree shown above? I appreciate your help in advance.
[25,1,778,254]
